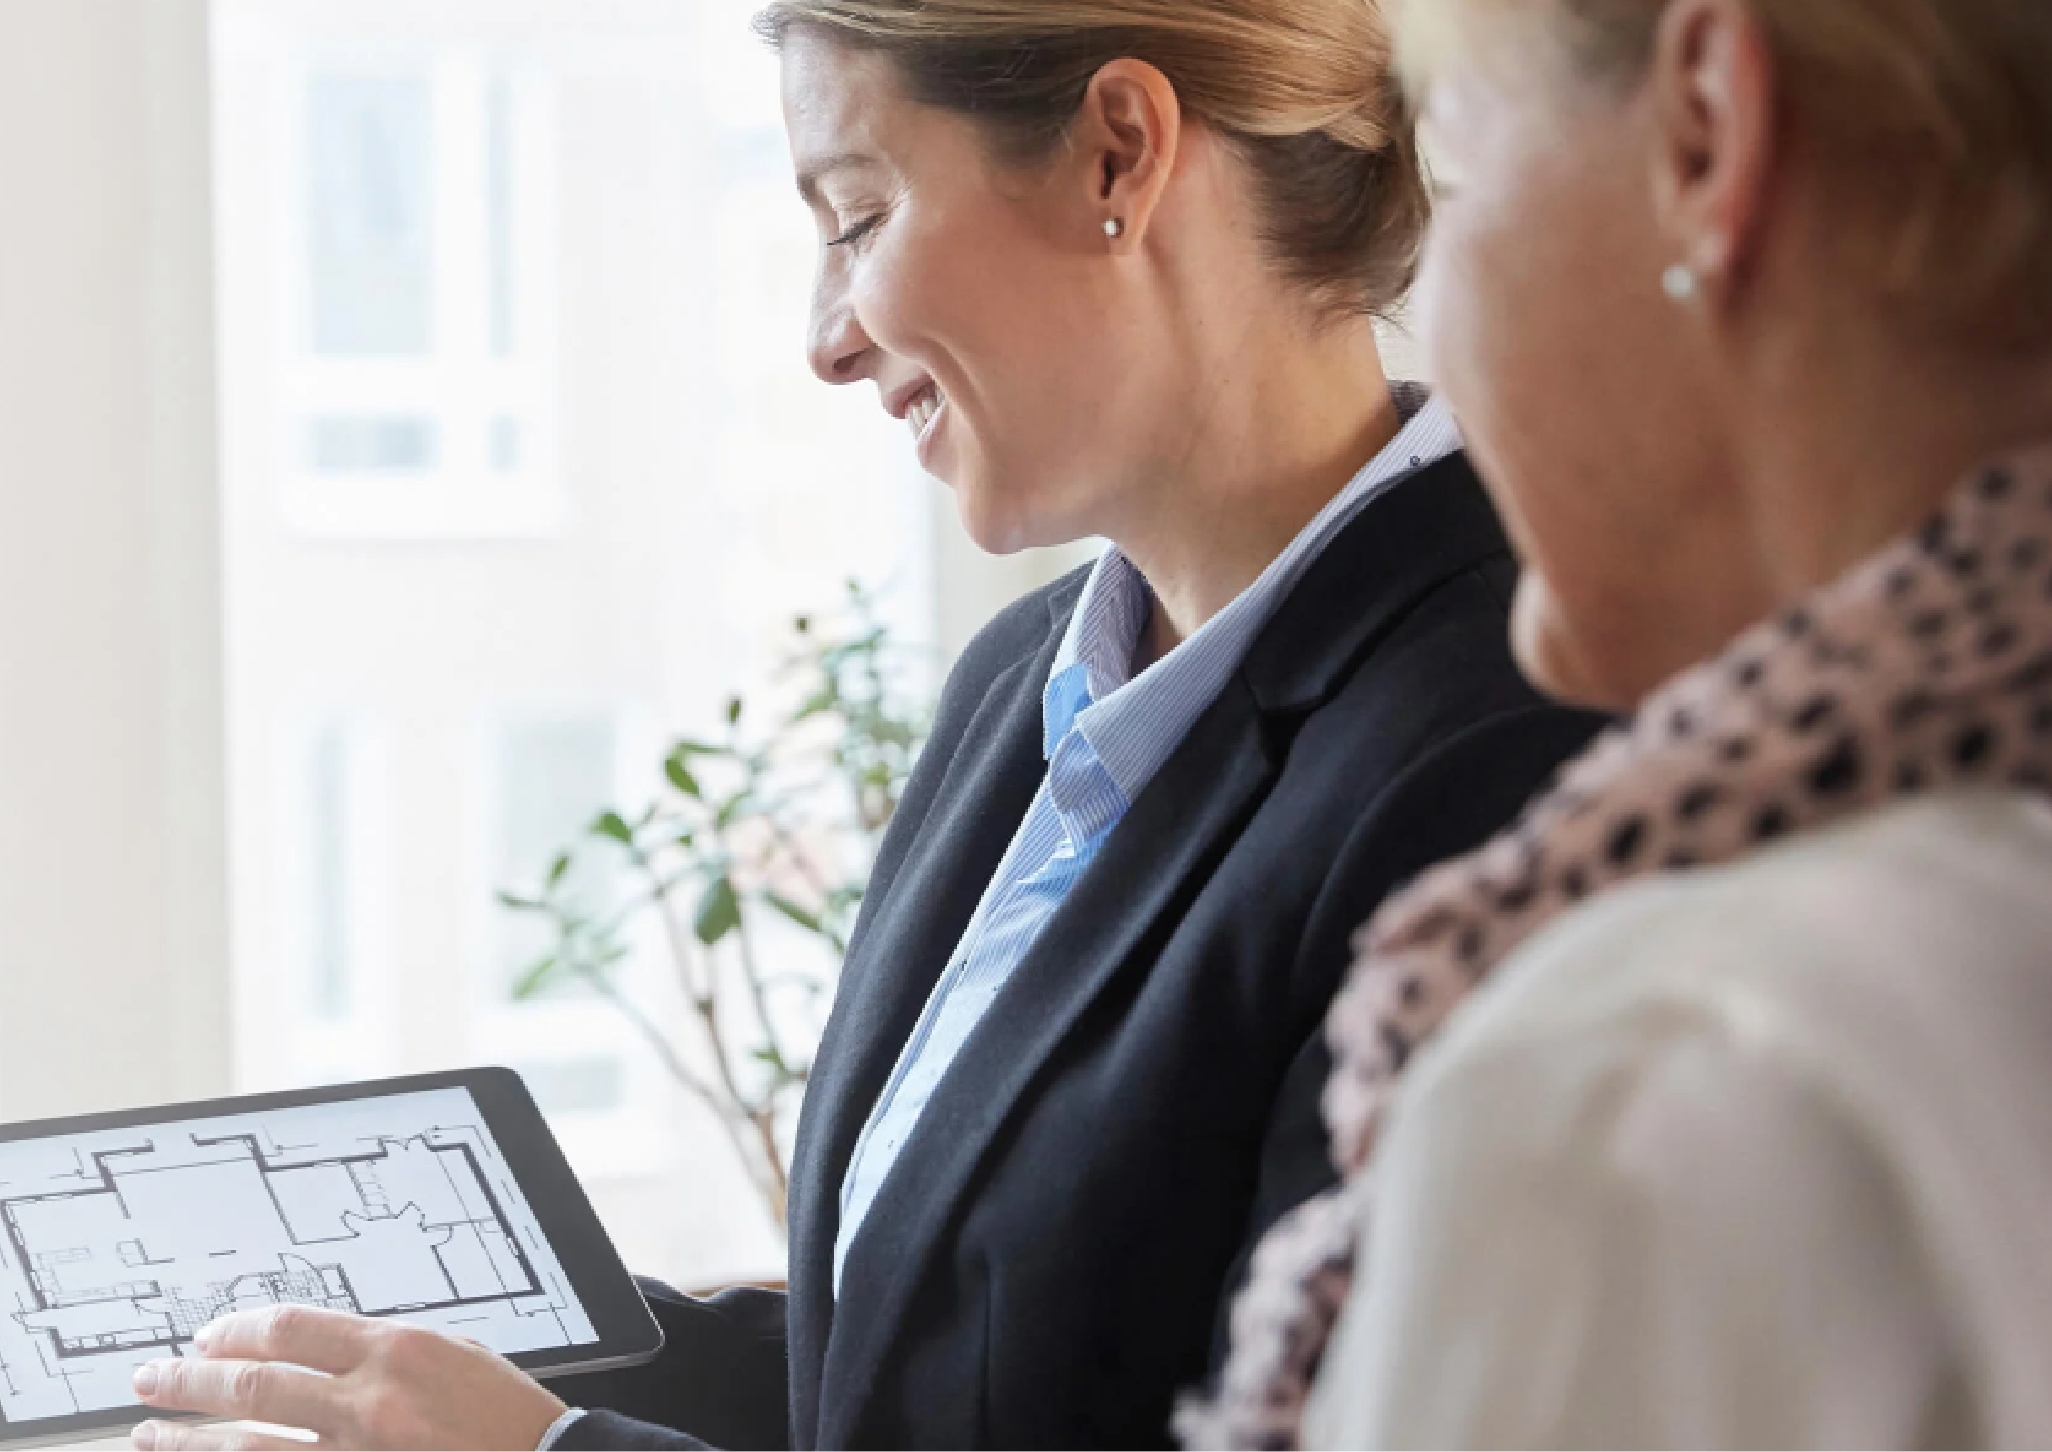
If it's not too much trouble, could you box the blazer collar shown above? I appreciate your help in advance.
[1242,450,1510,715]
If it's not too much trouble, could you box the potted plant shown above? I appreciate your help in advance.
[499,583,929,1228]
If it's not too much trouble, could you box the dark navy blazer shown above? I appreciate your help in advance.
[556,453,1603,1449]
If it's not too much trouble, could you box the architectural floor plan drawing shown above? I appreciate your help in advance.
[0,1088,596,1423]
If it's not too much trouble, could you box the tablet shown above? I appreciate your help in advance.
[0,1068,662,1450]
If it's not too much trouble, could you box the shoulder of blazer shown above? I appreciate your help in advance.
[1243,451,1514,715]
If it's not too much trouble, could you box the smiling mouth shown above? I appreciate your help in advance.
[906,383,944,442]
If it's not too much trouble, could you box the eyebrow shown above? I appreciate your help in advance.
[794,151,878,206]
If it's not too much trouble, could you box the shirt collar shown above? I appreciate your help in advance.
[1043,549,1149,757]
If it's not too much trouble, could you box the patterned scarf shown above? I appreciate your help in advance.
[1181,448,2052,1449]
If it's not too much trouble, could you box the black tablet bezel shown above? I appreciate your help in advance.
[0,1067,663,1450]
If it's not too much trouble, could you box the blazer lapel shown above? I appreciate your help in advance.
[819,675,1283,1446]
[785,611,1065,1446]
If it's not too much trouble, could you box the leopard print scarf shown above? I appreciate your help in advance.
[1181,449,2052,1449]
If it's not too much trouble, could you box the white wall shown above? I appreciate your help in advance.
[0,0,231,1122]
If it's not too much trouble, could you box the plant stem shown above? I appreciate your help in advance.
[572,963,774,1211]
[730,909,791,1076]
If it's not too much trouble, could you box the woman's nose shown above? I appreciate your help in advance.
[807,284,874,387]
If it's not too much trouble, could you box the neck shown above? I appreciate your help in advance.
[1109,314,1400,666]
[1740,332,2052,605]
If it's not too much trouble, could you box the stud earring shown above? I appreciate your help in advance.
[1662,263,1699,302]
[1104,218,1125,240]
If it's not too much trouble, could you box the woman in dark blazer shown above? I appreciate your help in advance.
[126,2,1599,1449]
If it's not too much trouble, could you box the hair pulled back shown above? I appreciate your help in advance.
[755,0,1428,320]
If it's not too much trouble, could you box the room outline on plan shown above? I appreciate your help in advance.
[0,1090,595,1424]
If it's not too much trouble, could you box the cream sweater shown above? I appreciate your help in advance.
[1306,790,2052,1449]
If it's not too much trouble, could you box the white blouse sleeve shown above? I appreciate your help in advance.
[1302,999,1958,1449]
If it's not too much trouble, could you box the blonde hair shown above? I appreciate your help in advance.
[754,0,1428,320]
[1404,0,2052,351]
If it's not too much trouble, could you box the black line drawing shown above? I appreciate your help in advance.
[0,1092,592,1424]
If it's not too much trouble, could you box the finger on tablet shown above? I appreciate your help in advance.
[195,1305,376,1374]
[133,1417,322,1451]
[134,1358,335,1434]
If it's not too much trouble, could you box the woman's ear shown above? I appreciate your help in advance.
[1070,58,1182,248]
[1645,0,1779,300]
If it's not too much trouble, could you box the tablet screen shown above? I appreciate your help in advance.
[0,1085,598,1426]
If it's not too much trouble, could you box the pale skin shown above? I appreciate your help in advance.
[128,1305,566,1450]
[129,34,1407,1452]
[1414,0,2052,712]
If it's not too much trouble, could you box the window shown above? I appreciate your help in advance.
[283,49,561,538]
[307,72,435,358]
[243,710,396,1093]
[467,708,661,1171]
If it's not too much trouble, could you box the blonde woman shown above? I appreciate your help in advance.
[1198,0,2052,1446]
[128,2,1599,1449]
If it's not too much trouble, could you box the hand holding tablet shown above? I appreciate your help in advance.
[128,1304,569,1450]
[0,1069,661,1450]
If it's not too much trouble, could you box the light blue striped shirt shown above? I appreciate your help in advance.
[831,389,1462,1292]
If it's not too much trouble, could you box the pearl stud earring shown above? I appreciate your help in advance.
[1104,218,1125,240]
[1662,263,1699,302]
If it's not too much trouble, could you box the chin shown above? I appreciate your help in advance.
[948,474,1034,557]
[946,457,1084,558]
[1511,575,1624,712]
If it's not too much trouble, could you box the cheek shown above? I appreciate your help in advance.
[1423,184,1589,466]
[1420,204,1577,574]
[850,218,951,355]
[857,207,1067,413]
[1422,162,1661,708]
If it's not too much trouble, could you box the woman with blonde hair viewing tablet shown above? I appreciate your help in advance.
[1195,0,2052,1446]
[125,1,1597,1447]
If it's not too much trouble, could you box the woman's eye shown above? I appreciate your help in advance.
[828,213,885,249]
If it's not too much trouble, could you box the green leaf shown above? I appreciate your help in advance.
[592,811,634,845]
[497,889,544,913]
[765,892,823,935]
[547,852,572,888]
[512,955,560,1000]
[694,874,743,946]
[664,752,701,799]
[793,687,838,721]
[726,696,745,726]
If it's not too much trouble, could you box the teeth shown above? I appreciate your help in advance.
[906,386,942,439]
